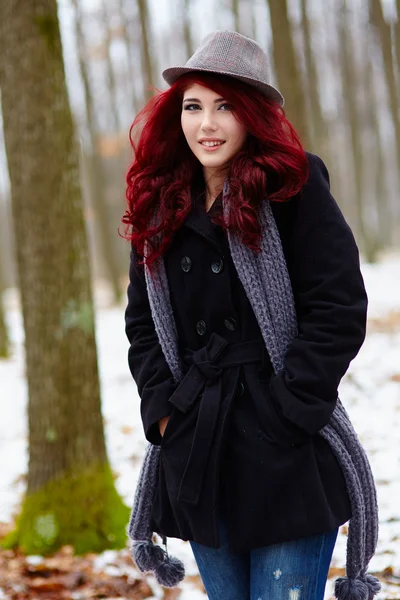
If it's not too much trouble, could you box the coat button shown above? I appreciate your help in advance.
[181,256,192,272]
[224,317,237,331]
[211,259,224,274]
[196,320,207,336]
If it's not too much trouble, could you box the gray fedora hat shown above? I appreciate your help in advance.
[162,30,284,107]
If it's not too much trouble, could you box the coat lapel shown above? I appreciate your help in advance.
[182,183,223,254]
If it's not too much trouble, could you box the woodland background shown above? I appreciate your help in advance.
[0,0,399,599]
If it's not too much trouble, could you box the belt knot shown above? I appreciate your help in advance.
[184,333,229,381]
[191,346,222,381]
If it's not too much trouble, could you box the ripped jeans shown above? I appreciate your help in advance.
[190,516,338,600]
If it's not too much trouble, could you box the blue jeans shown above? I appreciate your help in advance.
[190,517,338,600]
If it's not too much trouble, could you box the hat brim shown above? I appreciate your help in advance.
[162,66,285,107]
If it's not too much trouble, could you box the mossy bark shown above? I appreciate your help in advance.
[0,0,128,553]
[3,463,130,555]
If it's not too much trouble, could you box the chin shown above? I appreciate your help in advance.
[199,156,228,168]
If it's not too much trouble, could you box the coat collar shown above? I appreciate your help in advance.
[182,178,224,254]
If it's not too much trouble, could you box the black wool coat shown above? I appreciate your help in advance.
[125,152,368,552]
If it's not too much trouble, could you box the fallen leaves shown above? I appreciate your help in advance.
[0,545,153,599]
[368,310,400,332]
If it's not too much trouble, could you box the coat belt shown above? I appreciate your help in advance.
[168,332,263,505]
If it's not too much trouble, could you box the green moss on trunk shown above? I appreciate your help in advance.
[3,462,130,555]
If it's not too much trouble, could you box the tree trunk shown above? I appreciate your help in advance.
[267,0,311,148]
[0,0,128,554]
[232,0,240,32]
[396,0,400,86]
[73,0,123,304]
[370,0,400,177]
[0,249,9,358]
[337,1,370,256]
[183,0,194,57]
[101,0,122,133]
[136,0,155,100]
[364,39,389,258]
[299,0,327,155]
[116,0,139,113]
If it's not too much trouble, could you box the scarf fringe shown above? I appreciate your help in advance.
[334,574,381,600]
[132,540,185,587]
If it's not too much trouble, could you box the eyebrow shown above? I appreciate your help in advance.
[182,97,226,103]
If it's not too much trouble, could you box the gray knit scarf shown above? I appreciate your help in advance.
[128,189,380,600]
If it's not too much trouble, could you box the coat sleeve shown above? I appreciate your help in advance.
[125,248,177,445]
[269,152,368,436]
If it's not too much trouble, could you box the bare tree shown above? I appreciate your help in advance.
[72,0,123,304]
[0,0,128,553]
[0,250,9,358]
[299,0,327,155]
[116,0,140,113]
[267,0,311,148]
[182,0,194,57]
[232,0,240,32]
[100,0,122,134]
[137,0,156,100]
[364,49,390,253]
[336,1,372,257]
[370,0,400,176]
[396,0,400,83]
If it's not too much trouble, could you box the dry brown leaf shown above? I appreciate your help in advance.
[121,425,134,435]
[328,567,346,578]
[185,573,205,592]
[368,310,400,332]
[162,587,182,599]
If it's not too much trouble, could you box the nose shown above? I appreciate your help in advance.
[201,111,218,132]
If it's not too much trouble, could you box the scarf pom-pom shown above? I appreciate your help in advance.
[364,574,381,599]
[132,540,166,573]
[155,553,185,587]
[334,577,369,600]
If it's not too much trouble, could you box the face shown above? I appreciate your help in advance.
[181,84,247,177]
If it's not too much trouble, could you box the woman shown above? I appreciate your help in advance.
[123,31,380,600]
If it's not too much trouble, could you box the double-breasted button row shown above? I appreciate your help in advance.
[196,317,238,336]
[196,320,207,336]
[224,317,237,331]
[181,256,192,272]
[211,259,224,274]
[181,256,224,274]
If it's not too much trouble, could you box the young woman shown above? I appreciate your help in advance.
[123,31,380,600]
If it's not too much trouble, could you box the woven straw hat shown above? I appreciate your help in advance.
[162,30,284,106]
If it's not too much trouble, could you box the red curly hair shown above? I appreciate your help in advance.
[122,72,308,269]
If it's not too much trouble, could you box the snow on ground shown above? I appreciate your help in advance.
[1,254,400,599]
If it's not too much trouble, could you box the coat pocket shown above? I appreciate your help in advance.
[160,411,178,447]
[253,377,309,448]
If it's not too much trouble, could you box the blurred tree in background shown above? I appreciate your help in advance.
[0,249,9,358]
[268,0,311,149]
[72,0,123,304]
[0,0,128,554]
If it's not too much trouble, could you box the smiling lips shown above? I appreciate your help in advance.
[199,140,226,151]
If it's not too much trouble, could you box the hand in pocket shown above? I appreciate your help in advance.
[159,416,170,437]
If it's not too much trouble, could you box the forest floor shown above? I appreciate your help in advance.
[1,253,400,599]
